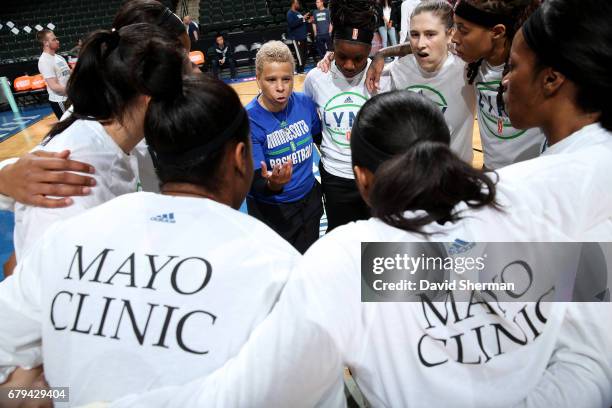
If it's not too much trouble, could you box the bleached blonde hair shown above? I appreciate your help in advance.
[255,40,295,75]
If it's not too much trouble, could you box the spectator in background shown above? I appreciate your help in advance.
[312,0,332,60]
[36,29,70,119]
[210,33,237,80]
[68,38,82,58]
[375,0,400,51]
[183,15,199,49]
[287,0,310,73]
[399,0,421,43]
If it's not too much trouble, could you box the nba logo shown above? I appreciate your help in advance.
[352,29,359,40]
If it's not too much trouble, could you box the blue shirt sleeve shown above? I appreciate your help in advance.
[250,122,266,171]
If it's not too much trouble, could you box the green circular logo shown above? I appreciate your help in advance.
[405,85,448,114]
[323,92,368,147]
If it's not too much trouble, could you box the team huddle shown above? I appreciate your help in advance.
[0,0,611,406]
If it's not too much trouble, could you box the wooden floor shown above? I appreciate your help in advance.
[0,75,484,167]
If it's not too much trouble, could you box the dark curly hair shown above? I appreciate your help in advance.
[330,0,377,32]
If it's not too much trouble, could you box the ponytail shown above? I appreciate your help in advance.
[45,23,184,140]
[370,141,496,234]
[351,90,498,235]
[144,76,251,191]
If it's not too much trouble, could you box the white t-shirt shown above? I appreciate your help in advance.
[109,132,612,408]
[13,120,140,259]
[62,107,159,193]
[399,0,422,44]
[0,192,299,406]
[475,61,546,169]
[542,122,612,241]
[133,140,160,194]
[38,52,70,103]
[386,53,475,163]
[304,61,374,179]
[383,6,392,22]
[0,134,158,214]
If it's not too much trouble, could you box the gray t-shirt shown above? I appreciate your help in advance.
[313,8,331,36]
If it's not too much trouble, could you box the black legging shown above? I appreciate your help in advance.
[247,181,323,254]
[320,161,370,232]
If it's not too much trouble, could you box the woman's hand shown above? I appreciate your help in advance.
[316,52,335,73]
[260,161,293,191]
[0,150,96,208]
[365,55,386,94]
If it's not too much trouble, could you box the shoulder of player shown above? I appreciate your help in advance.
[303,69,328,96]
[304,67,326,83]
[229,209,302,258]
[40,120,105,152]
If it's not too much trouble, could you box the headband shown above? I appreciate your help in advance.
[112,8,183,33]
[350,126,393,173]
[150,108,247,167]
[334,26,374,45]
[454,0,514,29]
[522,6,575,81]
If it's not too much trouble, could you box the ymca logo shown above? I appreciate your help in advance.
[323,92,368,148]
[151,213,176,224]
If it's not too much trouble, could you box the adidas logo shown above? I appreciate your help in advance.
[448,239,475,255]
[151,213,176,224]
[344,96,354,104]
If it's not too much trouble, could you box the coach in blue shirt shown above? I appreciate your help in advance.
[247,41,323,253]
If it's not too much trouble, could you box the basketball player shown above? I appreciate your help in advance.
[13,24,185,259]
[368,0,546,170]
[103,3,612,399]
[382,0,475,163]
[0,75,300,406]
[0,0,196,210]
[108,86,612,407]
[303,0,378,231]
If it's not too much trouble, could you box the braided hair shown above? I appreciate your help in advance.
[464,0,541,82]
[462,0,541,116]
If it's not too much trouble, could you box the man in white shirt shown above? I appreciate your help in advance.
[37,29,70,119]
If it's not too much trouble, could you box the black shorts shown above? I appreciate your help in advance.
[320,161,370,232]
[247,181,323,254]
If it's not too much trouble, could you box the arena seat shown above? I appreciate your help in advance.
[30,74,46,90]
[0,0,123,64]
[189,50,205,66]
[233,44,251,66]
[13,75,31,92]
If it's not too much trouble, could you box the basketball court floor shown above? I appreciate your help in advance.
[0,73,485,279]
